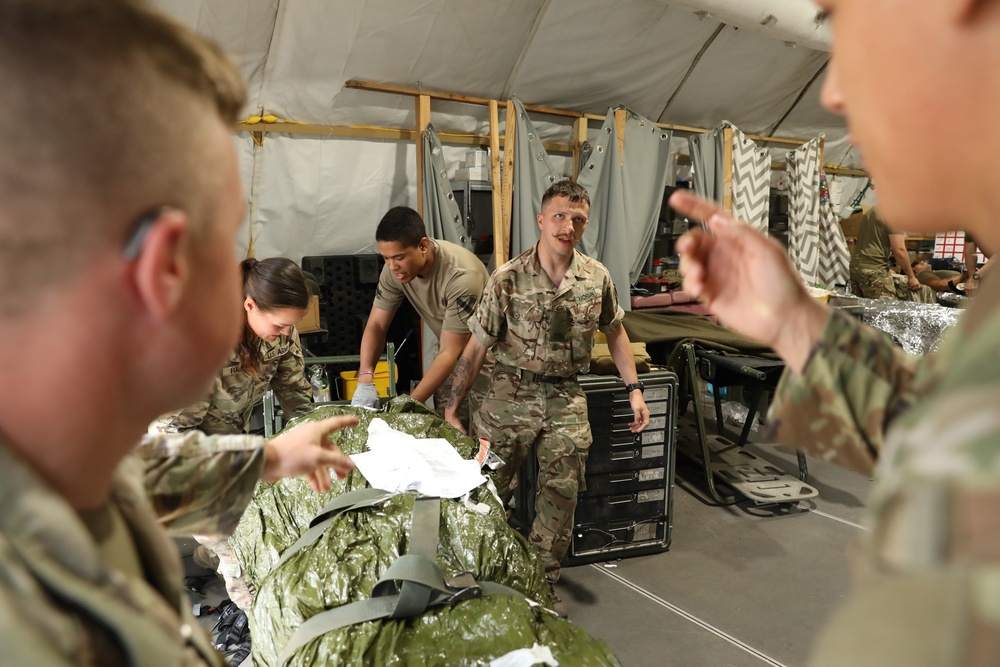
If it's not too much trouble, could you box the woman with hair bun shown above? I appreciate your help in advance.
[153,257,315,435]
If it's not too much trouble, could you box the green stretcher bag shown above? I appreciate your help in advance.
[228,398,621,666]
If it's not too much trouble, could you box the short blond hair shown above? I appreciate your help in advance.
[0,0,247,314]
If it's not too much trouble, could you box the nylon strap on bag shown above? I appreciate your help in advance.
[276,494,525,666]
[275,487,395,568]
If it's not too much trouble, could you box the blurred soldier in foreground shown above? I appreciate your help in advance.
[0,1,356,664]
[672,0,1000,664]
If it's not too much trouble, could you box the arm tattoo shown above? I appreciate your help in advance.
[446,358,472,410]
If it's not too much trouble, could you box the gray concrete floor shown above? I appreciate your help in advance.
[555,413,871,667]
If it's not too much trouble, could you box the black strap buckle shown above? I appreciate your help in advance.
[444,572,483,604]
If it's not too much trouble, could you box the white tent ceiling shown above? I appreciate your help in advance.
[151,0,863,261]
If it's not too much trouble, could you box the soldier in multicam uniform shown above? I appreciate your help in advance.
[849,206,936,304]
[154,256,315,436]
[671,1,1000,663]
[0,2,356,664]
[444,180,650,617]
[152,256,317,606]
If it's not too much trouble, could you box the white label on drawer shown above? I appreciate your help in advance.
[637,488,666,503]
[645,387,669,402]
[646,401,668,416]
[638,467,665,482]
[641,430,664,444]
[649,416,667,430]
[641,444,664,459]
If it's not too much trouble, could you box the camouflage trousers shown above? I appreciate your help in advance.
[471,367,591,583]
[850,266,936,304]
[193,534,254,610]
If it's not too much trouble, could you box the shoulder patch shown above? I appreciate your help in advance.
[455,295,478,318]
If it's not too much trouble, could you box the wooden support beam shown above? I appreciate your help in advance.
[415,95,430,217]
[254,79,806,153]
[571,117,588,179]
[231,122,572,152]
[499,101,516,267]
[615,109,627,167]
[489,100,504,266]
[722,125,734,214]
[346,79,584,119]
[347,79,493,107]
[824,165,866,177]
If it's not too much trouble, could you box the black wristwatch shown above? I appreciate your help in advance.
[625,381,645,395]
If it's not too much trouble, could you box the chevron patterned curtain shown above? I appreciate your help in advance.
[730,126,771,235]
[786,138,823,286]
[816,171,850,287]
[421,125,474,251]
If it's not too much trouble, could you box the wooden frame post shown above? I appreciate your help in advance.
[414,94,431,217]
[498,100,516,267]
[722,125,734,214]
[489,100,504,265]
[571,116,588,179]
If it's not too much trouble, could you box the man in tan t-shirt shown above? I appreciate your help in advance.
[353,206,490,418]
[849,206,934,303]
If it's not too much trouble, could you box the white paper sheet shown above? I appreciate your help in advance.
[350,418,487,498]
[489,643,559,667]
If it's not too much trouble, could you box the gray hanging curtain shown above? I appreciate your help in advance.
[510,97,561,258]
[729,125,771,235]
[577,112,616,260]
[421,124,473,251]
[577,108,673,311]
[688,128,724,204]
[817,171,850,287]
[787,137,823,286]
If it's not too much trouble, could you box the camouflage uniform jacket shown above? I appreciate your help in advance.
[469,244,624,377]
[768,286,1000,663]
[0,431,264,666]
[155,329,312,435]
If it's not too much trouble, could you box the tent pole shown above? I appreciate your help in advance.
[415,94,430,217]
[571,117,588,180]
[722,125,734,213]
[499,101,516,267]
[489,100,504,267]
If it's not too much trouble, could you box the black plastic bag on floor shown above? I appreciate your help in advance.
[212,599,251,665]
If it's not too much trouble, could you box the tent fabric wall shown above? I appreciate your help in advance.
[422,125,473,251]
[148,0,857,266]
[577,110,673,310]
[511,97,562,259]
[786,137,823,286]
[246,135,414,261]
[688,128,724,204]
[730,126,771,235]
